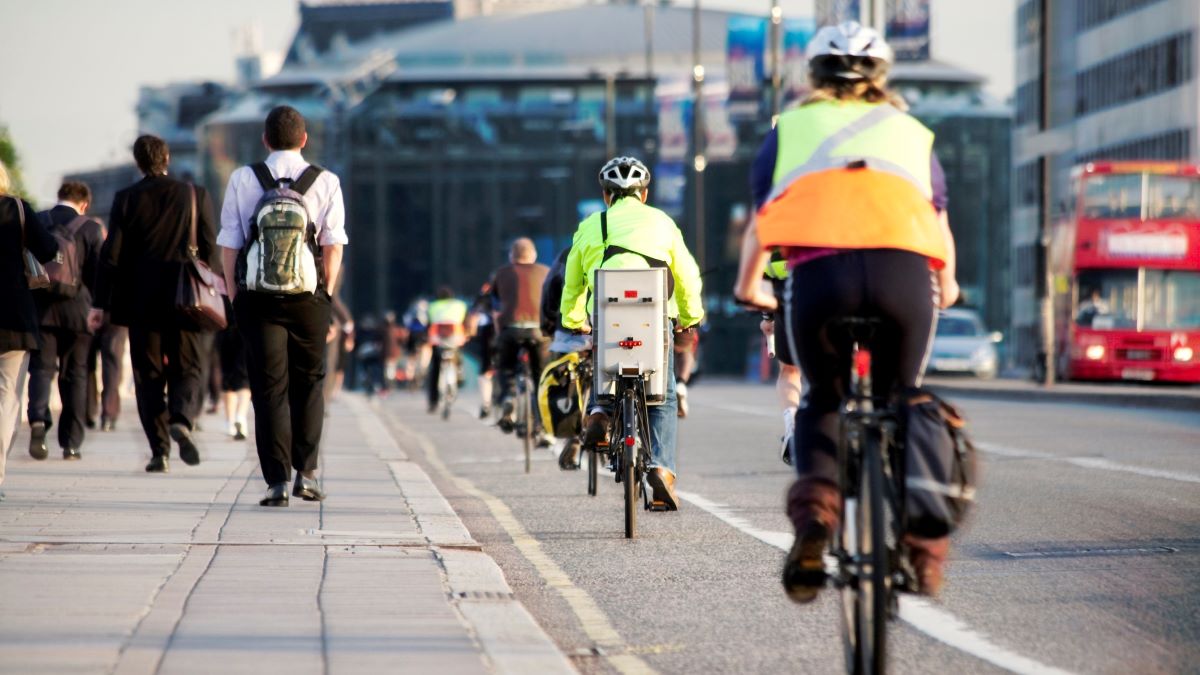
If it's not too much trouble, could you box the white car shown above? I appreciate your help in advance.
[927,308,1002,379]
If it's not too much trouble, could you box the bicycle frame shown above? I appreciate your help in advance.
[830,323,910,675]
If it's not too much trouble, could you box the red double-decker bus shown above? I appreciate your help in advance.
[1049,162,1200,383]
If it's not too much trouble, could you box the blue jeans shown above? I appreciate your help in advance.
[588,338,678,475]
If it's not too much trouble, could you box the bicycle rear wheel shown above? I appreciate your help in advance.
[622,390,638,539]
[848,434,888,675]
[440,358,456,421]
[587,447,598,496]
[518,376,532,473]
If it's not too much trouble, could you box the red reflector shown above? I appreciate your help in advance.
[618,340,643,349]
[624,290,638,298]
[625,436,636,446]
[854,349,871,378]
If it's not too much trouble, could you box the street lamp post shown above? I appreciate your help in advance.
[769,0,783,120]
[692,0,706,273]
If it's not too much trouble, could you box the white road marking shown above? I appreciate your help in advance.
[699,400,1200,485]
[979,443,1200,484]
[677,490,1075,675]
[390,417,655,675]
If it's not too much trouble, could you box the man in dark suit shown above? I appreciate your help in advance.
[89,135,221,473]
[27,181,105,461]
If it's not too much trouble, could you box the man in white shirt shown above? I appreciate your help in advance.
[218,106,347,507]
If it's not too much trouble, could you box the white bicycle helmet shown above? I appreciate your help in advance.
[598,156,651,192]
[806,21,894,82]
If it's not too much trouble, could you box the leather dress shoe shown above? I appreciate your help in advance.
[169,423,201,466]
[260,483,289,507]
[646,468,681,511]
[28,422,48,460]
[145,456,170,473]
[62,447,81,461]
[293,474,325,502]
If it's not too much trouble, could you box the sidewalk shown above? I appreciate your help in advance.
[924,374,1200,411]
[0,395,574,674]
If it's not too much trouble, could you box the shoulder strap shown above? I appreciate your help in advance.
[185,185,198,258]
[291,165,324,196]
[13,197,25,241]
[64,214,89,236]
[250,163,278,192]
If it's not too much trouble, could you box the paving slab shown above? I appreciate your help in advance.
[0,393,574,675]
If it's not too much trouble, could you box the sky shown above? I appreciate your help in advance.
[0,0,1014,204]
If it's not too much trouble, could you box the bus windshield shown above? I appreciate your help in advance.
[1147,175,1200,219]
[1081,172,1200,220]
[1077,269,1200,330]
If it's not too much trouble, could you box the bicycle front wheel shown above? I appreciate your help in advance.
[587,446,598,496]
[853,435,889,675]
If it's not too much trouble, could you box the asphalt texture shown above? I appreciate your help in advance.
[380,380,1200,675]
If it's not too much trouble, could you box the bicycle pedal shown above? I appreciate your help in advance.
[648,501,671,512]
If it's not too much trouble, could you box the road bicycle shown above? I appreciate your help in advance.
[436,345,459,421]
[515,348,534,474]
[498,338,541,473]
[829,317,913,675]
[592,358,656,539]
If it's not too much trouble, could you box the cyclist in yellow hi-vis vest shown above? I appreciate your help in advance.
[734,22,960,603]
[426,287,469,414]
[560,157,704,511]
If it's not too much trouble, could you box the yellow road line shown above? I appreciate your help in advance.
[385,416,655,675]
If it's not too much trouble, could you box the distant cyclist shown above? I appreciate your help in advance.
[425,287,469,414]
[487,238,551,442]
[561,156,704,511]
[735,22,959,600]
[468,282,498,419]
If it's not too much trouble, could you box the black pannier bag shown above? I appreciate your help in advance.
[901,388,978,538]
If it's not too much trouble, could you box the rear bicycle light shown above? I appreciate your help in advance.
[854,348,872,378]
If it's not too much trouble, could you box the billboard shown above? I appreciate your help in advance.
[816,0,860,26]
[815,0,930,62]
[727,16,767,119]
[782,18,818,101]
[886,0,931,61]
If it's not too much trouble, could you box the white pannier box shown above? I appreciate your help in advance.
[592,268,670,404]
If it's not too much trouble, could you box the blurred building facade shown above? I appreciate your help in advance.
[188,1,1013,375]
[1012,0,1198,371]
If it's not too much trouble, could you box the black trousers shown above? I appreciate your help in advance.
[783,249,937,484]
[426,345,463,409]
[87,323,128,423]
[128,324,206,457]
[494,327,547,399]
[235,292,331,486]
[27,327,92,449]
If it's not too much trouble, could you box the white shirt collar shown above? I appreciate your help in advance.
[56,201,82,215]
[267,150,305,163]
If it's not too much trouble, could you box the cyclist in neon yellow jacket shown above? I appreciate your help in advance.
[559,156,703,511]
[426,287,469,413]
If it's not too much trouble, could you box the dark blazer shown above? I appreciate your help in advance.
[34,205,105,333]
[93,175,221,329]
[0,196,58,351]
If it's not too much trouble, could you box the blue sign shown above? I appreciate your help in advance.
[577,199,605,222]
[816,0,860,26]
[886,0,931,61]
[727,16,767,119]
[782,18,817,99]
[653,162,687,219]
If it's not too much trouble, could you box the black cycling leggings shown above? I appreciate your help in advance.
[783,249,938,484]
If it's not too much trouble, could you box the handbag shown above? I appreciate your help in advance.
[15,197,51,290]
[175,185,228,330]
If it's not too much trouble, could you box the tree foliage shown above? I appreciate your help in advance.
[0,125,30,200]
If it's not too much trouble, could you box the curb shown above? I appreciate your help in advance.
[926,380,1200,412]
[347,397,577,675]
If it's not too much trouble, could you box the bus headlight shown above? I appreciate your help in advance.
[1174,346,1195,362]
[1085,344,1106,361]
